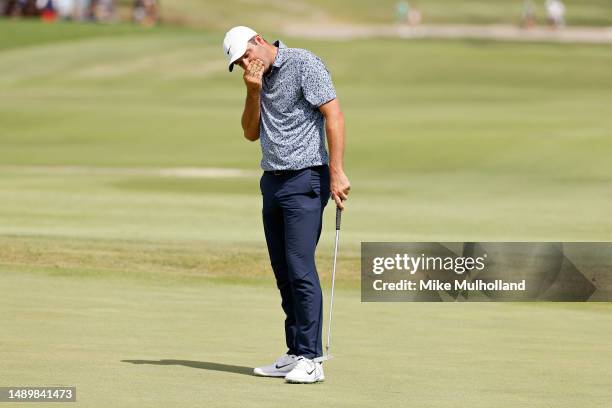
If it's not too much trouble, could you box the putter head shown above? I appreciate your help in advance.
[313,354,333,363]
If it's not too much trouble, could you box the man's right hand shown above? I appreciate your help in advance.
[243,59,264,93]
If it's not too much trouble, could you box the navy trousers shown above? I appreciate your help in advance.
[260,165,330,359]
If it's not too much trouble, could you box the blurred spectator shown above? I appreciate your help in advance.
[546,0,566,28]
[3,0,158,23]
[521,0,537,28]
[395,0,409,25]
[5,0,39,16]
[74,0,92,21]
[55,0,75,19]
[132,0,157,26]
[36,0,57,21]
[91,0,114,22]
[408,5,421,26]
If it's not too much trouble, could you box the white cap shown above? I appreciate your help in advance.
[223,26,258,72]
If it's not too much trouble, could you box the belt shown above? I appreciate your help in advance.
[266,169,301,176]
[265,165,326,176]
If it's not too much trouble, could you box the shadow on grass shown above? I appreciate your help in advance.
[121,359,252,376]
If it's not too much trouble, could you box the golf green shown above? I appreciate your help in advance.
[3,268,611,407]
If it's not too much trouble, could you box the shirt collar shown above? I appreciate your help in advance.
[271,40,287,68]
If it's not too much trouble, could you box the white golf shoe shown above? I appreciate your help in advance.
[284,356,325,384]
[253,354,298,377]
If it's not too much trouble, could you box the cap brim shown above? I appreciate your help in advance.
[227,43,247,73]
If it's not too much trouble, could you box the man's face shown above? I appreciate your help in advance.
[235,36,269,72]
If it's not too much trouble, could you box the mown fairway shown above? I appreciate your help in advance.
[1,21,612,407]
[160,0,612,28]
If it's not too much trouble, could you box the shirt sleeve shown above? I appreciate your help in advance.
[300,52,337,108]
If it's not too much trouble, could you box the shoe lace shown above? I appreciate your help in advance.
[277,354,296,365]
[295,356,315,371]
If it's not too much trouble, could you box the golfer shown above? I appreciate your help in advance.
[223,26,350,383]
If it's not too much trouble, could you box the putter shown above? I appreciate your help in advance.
[314,206,342,363]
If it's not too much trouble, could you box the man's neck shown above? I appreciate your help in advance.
[265,44,278,74]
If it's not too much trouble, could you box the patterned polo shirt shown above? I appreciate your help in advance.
[259,40,337,171]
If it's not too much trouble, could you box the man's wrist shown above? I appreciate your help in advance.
[329,164,344,176]
[246,89,261,99]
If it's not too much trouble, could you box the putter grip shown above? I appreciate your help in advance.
[335,207,342,230]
